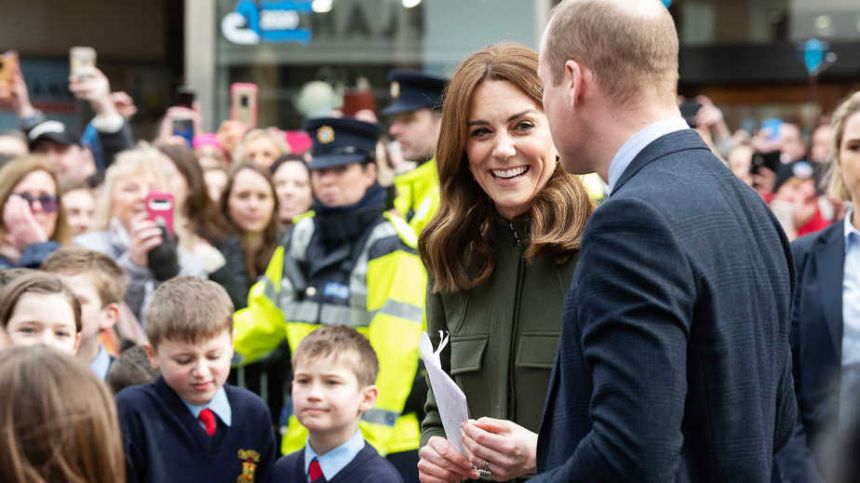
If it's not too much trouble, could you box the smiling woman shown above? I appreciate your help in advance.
[417,42,593,483]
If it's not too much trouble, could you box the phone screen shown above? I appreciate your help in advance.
[172,118,194,148]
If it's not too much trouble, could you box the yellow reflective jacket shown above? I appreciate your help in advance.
[233,211,426,456]
[393,159,439,235]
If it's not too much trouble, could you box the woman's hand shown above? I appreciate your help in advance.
[127,215,163,268]
[3,195,48,250]
[418,436,479,483]
[461,417,538,481]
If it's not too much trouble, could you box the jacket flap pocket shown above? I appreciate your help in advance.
[449,335,488,375]
[516,333,558,369]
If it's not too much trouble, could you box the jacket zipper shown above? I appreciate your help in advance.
[507,221,527,421]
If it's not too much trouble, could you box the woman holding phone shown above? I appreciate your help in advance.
[76,145,207,320]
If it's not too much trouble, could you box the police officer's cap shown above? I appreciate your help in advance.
[381,69,447,116]
[304,117,383,170]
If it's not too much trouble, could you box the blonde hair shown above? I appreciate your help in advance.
[234,128,290,165]
[293,325,379,387]
[144,276,233,348]
[42,246,128,307]
[0,346,125,483]
[827,91,860,201]
[419,43,593,292]
[0,156,70,244]
[543,0,679,106]
[93,144,194,248]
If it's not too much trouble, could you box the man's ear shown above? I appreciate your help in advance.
[144,344,159,369]
[359,384,379,413]
[564,59,585,109]
[100,302,120,331]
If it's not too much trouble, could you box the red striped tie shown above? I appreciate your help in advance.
[198,408,216,437]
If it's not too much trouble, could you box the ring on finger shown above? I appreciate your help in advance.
[478,459,492,480]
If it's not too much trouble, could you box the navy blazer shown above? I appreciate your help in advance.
[532,130,797,482]
[774,220,845,482]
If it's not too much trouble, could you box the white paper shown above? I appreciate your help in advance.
[419,331,470,454]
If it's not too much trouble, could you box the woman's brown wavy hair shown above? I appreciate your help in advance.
[419,42,593,293]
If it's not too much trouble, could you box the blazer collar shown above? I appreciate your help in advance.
[612,130,711,195]
[813,220,845,357]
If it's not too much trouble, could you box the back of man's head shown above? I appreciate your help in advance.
[544,0,679,107]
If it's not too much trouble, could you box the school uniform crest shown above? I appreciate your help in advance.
[236,449,260,482]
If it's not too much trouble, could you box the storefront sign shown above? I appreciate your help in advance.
[222,0,312,45]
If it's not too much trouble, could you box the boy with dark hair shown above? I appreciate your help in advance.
[115,276,275,483]
[42,246,126,379]
[106,345,158,394]
[274,325,403,482]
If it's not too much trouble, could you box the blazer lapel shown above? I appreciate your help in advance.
[613,130,710,194]
[814,221,845,359]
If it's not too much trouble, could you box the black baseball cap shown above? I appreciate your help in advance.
[26,120,78,150]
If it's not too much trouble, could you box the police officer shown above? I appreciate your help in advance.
[383,69,447,234]
[232,117,426,481]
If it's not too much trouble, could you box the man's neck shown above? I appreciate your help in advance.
[592,102,681,181]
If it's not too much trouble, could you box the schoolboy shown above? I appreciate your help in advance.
[115,277,276,483]
[274,326,403,482]
[42,246,125,379]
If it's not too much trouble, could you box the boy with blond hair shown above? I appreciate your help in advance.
[274,325,403,482]
[115,277,275,483]
[42,246,126,379]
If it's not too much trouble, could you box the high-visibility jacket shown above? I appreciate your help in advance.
[233,211,426,456]
[393,159,439,235]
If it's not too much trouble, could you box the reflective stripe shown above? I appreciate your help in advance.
[378,299,423,323]
[362,408,399,427]
[283,301,319,323]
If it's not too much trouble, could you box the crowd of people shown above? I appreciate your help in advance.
[1,0,860,482]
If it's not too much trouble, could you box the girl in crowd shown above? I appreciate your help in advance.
[76,145,207,319]
[234,128,291,169]
[218,161,279,308]
[0,156,70,268]
[270,154,313,228]
[0,271,81,355]
[417,43,593,482]
[0,346,125,483]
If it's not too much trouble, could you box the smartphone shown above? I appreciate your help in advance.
[145,191,175,237]
[0,51,18,100]
[761,118,783,142]
[230,82,258,129]
[174,86,196,109]
[680,99,702,128]
[172,118,194,148]
[69,46,96,79]
[750,150,781,175]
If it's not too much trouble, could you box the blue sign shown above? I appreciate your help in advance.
[222,0,312,45]
[803,38,825,75]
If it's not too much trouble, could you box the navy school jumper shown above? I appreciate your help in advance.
[116,377,276,483]
[274,444,404,483]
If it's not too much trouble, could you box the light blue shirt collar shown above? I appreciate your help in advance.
[304,430,365,482]
[607,116,690,194]
[844,207,860,253]
[89,344,111,381]
[183,387,232,428]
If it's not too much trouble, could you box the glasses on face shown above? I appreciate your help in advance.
[13,193,59,213]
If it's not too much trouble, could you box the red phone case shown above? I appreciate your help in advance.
[145,191,175,237]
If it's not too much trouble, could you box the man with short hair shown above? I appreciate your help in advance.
[532,0,796,481]
[383,69,446,234]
